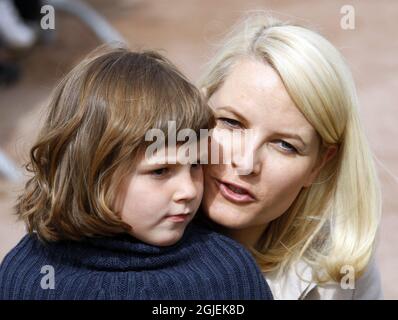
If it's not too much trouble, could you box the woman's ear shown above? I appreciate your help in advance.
[201,87,208,97]
[304,145,338,187]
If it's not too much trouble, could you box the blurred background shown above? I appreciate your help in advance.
[0,0,397,299]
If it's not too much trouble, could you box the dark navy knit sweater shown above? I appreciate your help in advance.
[0,223,272,300]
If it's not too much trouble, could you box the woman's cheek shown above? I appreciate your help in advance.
[267,158,313,194]
[194,173,204,205]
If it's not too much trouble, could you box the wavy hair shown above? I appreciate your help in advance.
[200,13,381,283]
[16,45,213,242]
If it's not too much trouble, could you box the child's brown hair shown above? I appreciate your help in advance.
[16,45,214,242]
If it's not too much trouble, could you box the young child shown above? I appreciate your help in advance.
[0,45,272,300]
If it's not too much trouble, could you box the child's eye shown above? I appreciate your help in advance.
[151,168,169,176]
[217,117,242,129]
[191,163,202,169]
[276,140,298,153]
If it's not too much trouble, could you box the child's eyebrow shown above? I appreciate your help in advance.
[142,157,203,167]
[143,151,205,165]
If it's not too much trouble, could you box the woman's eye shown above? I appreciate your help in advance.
[277,140,298,153]
[217,117,242,129]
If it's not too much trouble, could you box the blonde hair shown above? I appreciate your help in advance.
[200,13,381,283]
[17,45,213,242]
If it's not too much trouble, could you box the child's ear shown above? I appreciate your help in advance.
[304,145,338,187]
[201,87,208,97]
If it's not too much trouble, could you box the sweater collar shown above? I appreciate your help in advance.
[58,224,195,271]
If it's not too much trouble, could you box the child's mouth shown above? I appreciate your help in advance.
[165,213,191,223]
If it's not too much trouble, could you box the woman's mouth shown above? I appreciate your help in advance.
[214,178,256,203]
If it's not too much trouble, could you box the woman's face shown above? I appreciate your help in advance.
[202,57,328,241]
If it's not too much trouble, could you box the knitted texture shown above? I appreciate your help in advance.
[0,223,273,300]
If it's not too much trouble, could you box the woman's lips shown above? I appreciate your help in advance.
[214,178,256,203]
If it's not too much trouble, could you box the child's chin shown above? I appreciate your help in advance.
[148,230,185,247]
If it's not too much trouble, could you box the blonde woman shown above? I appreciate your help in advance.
[199,14,382,299]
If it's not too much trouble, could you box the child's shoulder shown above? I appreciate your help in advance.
[2,233,38,258]
[0,233,48,270]
[0,233,41,298]
[0,233,79,299]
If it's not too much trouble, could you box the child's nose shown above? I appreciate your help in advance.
[173,173,199,203]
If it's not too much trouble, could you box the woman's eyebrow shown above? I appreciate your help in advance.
[217,105,248,125]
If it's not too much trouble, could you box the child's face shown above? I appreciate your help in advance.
[116,145,204,246]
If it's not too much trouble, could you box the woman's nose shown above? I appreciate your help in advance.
[231,140,262,176]
[231,152,262,176]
